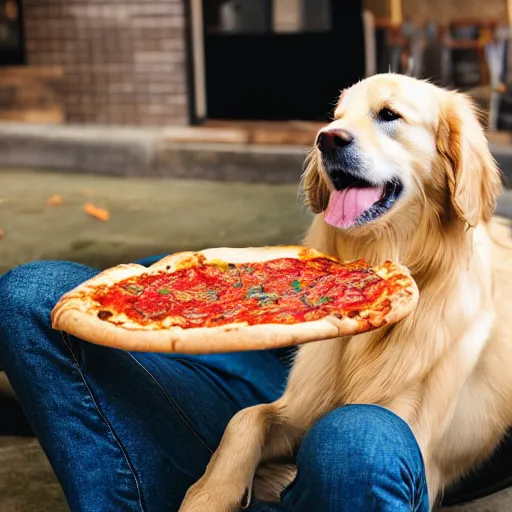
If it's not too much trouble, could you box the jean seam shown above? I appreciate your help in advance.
[126,353,214,454]
[61,332,145,512]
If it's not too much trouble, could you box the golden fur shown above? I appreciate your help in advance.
[179,74,512,511]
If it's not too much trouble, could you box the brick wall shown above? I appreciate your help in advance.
[22,0,189,126]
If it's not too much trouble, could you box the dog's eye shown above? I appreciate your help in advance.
[378,108,401,122]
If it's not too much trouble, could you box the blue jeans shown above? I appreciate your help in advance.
[0,259,429,512]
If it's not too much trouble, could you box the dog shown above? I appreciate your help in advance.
[179,73,512,511]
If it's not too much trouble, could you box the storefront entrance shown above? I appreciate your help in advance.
[194,0,364,121]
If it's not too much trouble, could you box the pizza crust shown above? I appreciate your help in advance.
[51,246,419,354]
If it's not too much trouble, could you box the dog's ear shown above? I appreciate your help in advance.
[301,149,329,213]
[436,92,502,227]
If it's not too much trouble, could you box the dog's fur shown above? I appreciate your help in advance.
[179,74,512,511]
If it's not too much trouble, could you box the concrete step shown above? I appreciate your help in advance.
[1,123,511,185]
[0,123,307,183]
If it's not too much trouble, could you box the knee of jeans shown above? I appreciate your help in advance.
[0,261,94,325]
[297,404,424,485]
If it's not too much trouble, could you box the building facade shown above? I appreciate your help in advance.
[0,0,368,127]
[1,0,503,128]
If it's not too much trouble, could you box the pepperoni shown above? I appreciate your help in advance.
[93,257,399,328]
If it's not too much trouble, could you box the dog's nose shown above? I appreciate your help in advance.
[317,129,354,152]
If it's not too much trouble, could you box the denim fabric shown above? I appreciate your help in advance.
[281,405,428,511]
[0,260,428,512]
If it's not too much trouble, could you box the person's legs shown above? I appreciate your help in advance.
[281,404,429,512]
[2,259,491,512]
[0,261,288,512]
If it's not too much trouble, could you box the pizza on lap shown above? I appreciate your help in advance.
[51,246,419,354]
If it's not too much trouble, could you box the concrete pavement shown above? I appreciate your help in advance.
[0,168,311,276]
[1,168,511,277]
[1,168,512,512]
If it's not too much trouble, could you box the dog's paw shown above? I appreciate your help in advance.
[179,481,246,512]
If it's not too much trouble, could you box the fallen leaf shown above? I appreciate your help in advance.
[83,202,110,222]
[0,229,5,240]
[47,194,64,206]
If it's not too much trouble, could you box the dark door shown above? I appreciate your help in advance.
[202,0,364,121]
[0,0,24,66]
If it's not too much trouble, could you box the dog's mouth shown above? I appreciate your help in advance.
[324,172,403,229]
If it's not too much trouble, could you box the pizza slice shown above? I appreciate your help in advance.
[51,246,418,354]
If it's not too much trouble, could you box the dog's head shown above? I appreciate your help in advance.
[302,73,502,234]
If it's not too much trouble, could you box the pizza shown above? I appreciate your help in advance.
[51,246,418,354]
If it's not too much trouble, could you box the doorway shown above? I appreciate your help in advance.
[194,0,364,122]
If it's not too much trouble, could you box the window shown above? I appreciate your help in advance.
[0,0,24,66]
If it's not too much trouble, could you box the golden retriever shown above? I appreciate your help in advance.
[179,73,512,511]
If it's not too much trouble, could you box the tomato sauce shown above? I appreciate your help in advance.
[93,257,395,328]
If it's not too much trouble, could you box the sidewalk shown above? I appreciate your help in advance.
[1,168,512,511]
[3,168,512,276]
[0,168,311,276]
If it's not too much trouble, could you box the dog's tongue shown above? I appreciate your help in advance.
[324,187,383,228]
